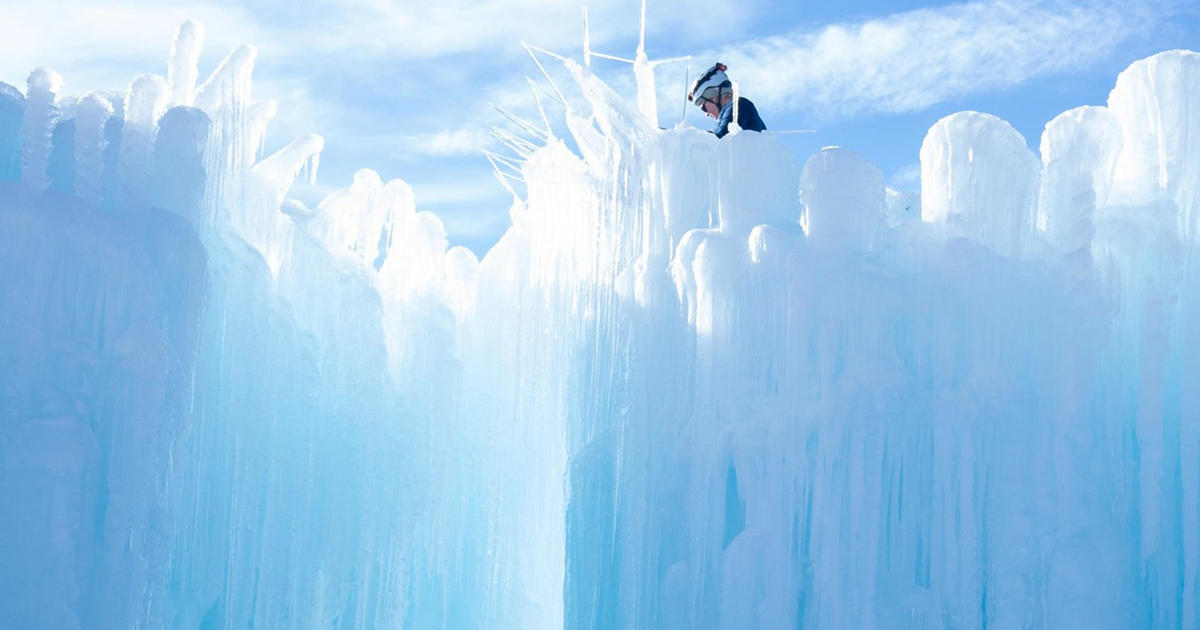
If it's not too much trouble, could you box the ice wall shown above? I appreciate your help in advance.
[1,21,1199,630]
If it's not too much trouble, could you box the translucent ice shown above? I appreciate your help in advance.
[20,67,61,190]
[1,21,1199,630]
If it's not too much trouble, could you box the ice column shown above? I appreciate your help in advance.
[1038,106,1121,253]
[168,20,204,107]
[119,75,169,205]
[20,68,62,191]
[800,146,885,249]
[151,106,211,220]
[920,111,1040,257]
[1107,50,1200,242]
[73,94,114,203]
[716,130,802,234]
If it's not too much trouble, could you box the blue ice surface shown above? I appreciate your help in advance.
[1,23,1199,630]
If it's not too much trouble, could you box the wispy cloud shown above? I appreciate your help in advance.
[314,0,758,60]
[409,128,494,157]
[718,0,1168,120]
[0,1,264,92]
[889,163,922,189]
[2,0,1186,254]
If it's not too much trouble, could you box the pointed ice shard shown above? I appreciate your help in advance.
[245,100,278,165]
[193,44,257,114]
[251,132,324,210]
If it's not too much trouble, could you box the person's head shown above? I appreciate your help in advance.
[688,62,733,119]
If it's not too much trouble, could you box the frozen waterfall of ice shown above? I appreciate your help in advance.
[1,20,1199,630]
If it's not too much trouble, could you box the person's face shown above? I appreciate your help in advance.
[700,98,720,119]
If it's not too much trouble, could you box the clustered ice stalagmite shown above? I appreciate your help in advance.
[0,20,1198,630]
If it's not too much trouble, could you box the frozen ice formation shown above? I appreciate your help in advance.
[1,20,1199,630]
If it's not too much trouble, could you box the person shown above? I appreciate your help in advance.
[687,62,766,138]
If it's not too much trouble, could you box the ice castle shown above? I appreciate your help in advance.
[1,18,1198,630]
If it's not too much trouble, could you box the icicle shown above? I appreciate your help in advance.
[491,103,549,140]
[526,78,554,138]
[481,150,525,173]
[253,133,323,193]
[193,44,257,114]
[245,100,277,167]
[522,43,569,107]
[730,79,742,135]
[483,151,522,200]
[590,51,635,64]
[582,5,591,69]
[633,51,658,125]
[681,63,690,126]
[638,0,647,58]
[490,128,537,158]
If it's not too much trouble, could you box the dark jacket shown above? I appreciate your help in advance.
[713,97,766,138]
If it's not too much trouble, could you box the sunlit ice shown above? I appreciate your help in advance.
[2,2,1200,629]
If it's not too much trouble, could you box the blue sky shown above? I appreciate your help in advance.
[2,0,1198,254]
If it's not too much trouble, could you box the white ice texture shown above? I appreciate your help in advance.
[2,21,1199,630]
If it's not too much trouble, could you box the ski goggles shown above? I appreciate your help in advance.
[692,87,721,109]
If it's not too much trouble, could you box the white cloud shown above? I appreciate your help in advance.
[316,0,757,60]
[717,0,1166,119]
[0,1,265,93]
[2,0,1182,253]
[408,128,494,156]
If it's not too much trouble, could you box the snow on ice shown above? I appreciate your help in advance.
[1,19,1199,630]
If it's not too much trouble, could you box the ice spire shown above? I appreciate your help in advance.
[20,68,62,191]
[582,5,592,68]
[640,0,649,53]
[119,74,170,205]
[585,0,689,127]
[168,20,204,107]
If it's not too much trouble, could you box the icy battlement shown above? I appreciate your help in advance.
[1,21,1199,630]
